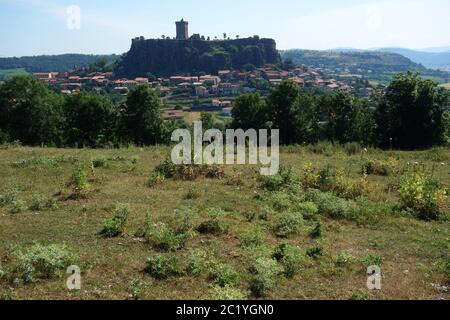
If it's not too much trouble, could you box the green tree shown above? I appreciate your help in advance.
[319,91,365,143]
[64,91,120,147]
[124,85,164,145]
[267,80,300,144]
[290,93,319,144]
[231,93,268,130]
[0,75,64,146]
[375,72,448,149]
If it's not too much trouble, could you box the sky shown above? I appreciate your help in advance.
[0,0,449,57]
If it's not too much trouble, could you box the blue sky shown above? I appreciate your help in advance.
[1,0,449,56]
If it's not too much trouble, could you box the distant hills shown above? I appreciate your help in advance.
[280,49,449,84]
[0,54,119,73]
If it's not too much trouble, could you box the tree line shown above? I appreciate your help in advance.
[0,73,449,149]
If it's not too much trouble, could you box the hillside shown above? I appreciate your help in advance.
[280,49,449,83]
[0,54,119,73]
[115,37,281,78]
[376,48,450,72]
[0,145,448,299]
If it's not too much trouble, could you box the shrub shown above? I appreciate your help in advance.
[186,249,208,277]
[273,243,304,278]
[296,202,319,220]
[306,189,354,220]
[145,255,182,279]
[0,188,19,208]
[261,167,294,191]
[46,198,59,210]
[210,285,248,300]
[240,228,265,248]
[271,192,293,212]
[146,172,166,188]
[306,245,323,258]
[9,200,26,214]
[148,222,191,251]
[154,158,177,179]
[203,165,226,179]
[273,211,303,238]
[361,253,383,268]
[197,208,229,235]
[100,204,130,238]
[209,264,240,287]
[243,210,256,222]
[310,222,323,238]
[28,194,45,211]
[92,157,109,168]
[398,174,448,221]
[127,279,150,300]
[184,188,200,200]
[67,166,89,193]
[334,251,355,268]
[250,257,283,297]
[16,243,75,283]
[362,158,398,176]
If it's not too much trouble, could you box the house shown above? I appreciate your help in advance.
[195,86,208,97]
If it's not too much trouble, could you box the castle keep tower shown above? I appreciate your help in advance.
[176,19,189,40]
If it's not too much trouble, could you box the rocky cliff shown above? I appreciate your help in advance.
[114,37,280,78]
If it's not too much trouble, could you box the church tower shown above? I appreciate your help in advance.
[176,19,189,40]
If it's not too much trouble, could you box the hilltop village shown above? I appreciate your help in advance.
[31,20,374,120]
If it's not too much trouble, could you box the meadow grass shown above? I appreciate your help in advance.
[0,145,448,300]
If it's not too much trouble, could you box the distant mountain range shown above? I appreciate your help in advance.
[325,47,450,71]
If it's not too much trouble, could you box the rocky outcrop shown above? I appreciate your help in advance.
[114,37,280,78]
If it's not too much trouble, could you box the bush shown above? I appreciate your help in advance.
[148,222,191,251]
[67,166,89,193]
[0,188,19,208]
[209,264,240,287]
[146,172,166,188]
[184,188,200,200]
[145,255,182,279]
[361,253,383,268]
[261,167,295,191]
[306,189,354,220]
[310,222,323,238]
[398,174,448,221]
[186,249,208,277]
[296,202,319,220]
[154,158,177,179]
[273,243,304,277]
[9,200,26,214]
[250,257,283,297]
[334,251,355,268]
[240,228,265,248]
[197,208,229,235]
[29,194,45,211]
[306,245,323,258]
[210,285,248,300]
[16,243,75,283]
[243,210,256,222]
[273,211,303,238]
[362,158,398,176]
[92,157,109,168]
[100,204,130,237]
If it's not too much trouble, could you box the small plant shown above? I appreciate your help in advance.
[100,204,130,238]
[67,166,89,194]
[46,198,59,210]
[261,167,294,191]
[243,210,256,222]
[310,222,323,239]
[210,285,248,300]
[148,222,191,251]
[306,245,323,259]
[250,257,283,297]
[154,158,177,179]
[398,174,448,221]
[127,279,150,300]
[197,208,229,235]
[28,194,45,211]
[16,243,75,283]
[145,255,182,279]
[0,188,19,208]
[186,249,208,277]
[334,251,355,267]
[273,243,304,278]
[273,211,303,238]
[92,157,109,168]
[209,263,240,287]
[146,172,166,188]
[306,189,354,220]
[296,202,319,220]
[10,200,26,214]
[184,188,200,200]
[362,158,398,176]
[240,227,265,248]
[361,253,383,268]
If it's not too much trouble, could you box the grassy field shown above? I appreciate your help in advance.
[0,144,449,300]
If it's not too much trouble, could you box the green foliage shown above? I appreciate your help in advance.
[197,208,229,235]
[261,167,295,191]
[210,285,248,300]
[306,189,354,220]
[344,142,362,156]
[209,263,240,287]
[28,194,45,211]
[273,243,304,277]
[92,157,109,168]
[306,245,324,258]
[273,211,303,238]
[184,187,201,200]
[100,204,130,238]
[146,172,166,188]
[398,174,448,220]
[9,200,26,214]
[361,253,383,268]
[250,257,283,297]
[127,279,150,300]
[186,249,208,277]
[67,166,89,194]
[145,255,182,279]
[240,227,265,248]
[147,222,192,251]
[297,202,319,220]
[0,188,19,208]
[231,93,268,129]
[16,243,75,283]
[362,158,398,176]
[334,251,355,268]
[310,222,323,239]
